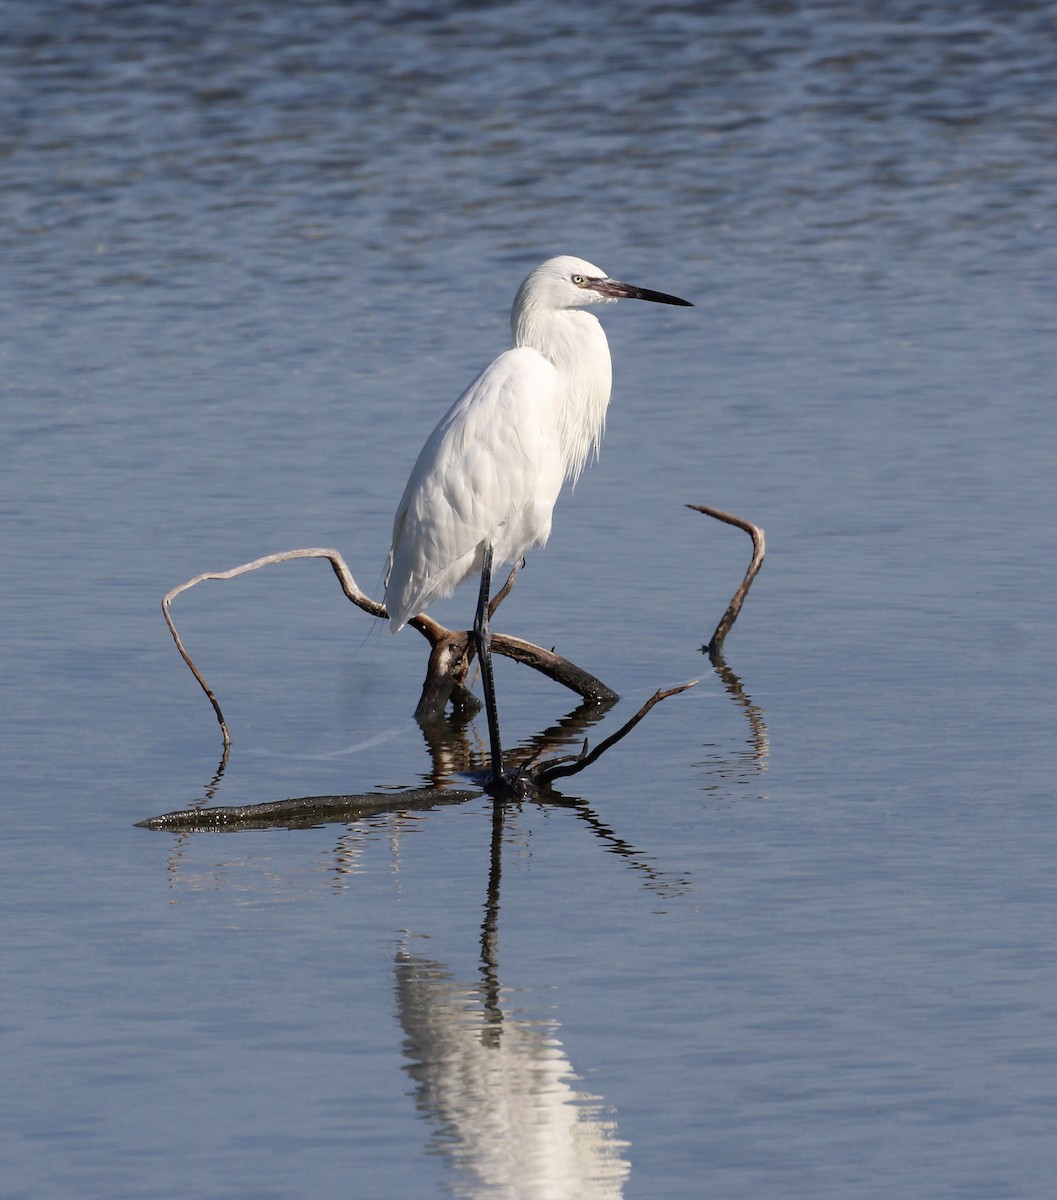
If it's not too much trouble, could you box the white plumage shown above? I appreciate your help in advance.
[384,255,690,633]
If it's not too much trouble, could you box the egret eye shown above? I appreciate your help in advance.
[571,274,586,286]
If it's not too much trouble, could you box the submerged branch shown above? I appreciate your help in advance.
[138,684,695,828]
[137,786,479,832]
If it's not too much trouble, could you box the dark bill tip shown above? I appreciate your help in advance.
[594,277,694,307]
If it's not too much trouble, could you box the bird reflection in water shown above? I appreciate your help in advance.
[396,950,630,1199]
[395,800,630,1199]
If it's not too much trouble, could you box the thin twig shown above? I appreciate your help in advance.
[162,549,379,746]
[488,557,524,620]
[686,505,765,657]
[533,681,698,787]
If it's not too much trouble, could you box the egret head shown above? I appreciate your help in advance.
[514,255,693,319]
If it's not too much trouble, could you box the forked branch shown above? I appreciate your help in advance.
[161,505,763,750]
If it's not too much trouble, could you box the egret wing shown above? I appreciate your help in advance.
[385,348,561,631]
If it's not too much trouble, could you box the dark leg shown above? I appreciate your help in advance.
[474,543,505,785]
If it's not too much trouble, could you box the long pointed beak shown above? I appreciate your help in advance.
[593,277,693,306]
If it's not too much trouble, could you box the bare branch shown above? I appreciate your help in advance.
[686,504,765,657]
[162,547,617,739]
[531,681,698,787]
[156,499,765,800]
[491,633,619,704]
[487,557,524,620]
[162,548,382,747]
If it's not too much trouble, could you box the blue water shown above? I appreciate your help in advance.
[3,3,1056,1197]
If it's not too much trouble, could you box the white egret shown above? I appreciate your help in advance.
[384,255,692,787]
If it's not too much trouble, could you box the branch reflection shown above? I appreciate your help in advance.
[148,693,697,900]
[707,649,769,767]
[416,696,618,788]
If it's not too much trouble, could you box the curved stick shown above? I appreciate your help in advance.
[531,681,698,787]
[490,633,619,704]
[162,548,385,747]
[488,557,524,620]
[686,505,765,657]
[162,547,617,743]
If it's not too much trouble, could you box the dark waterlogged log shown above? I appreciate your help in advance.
[137,787,479,831]
[138,685,698,827]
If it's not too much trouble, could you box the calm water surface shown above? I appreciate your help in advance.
[3,3,1056,1197]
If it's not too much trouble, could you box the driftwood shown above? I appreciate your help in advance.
[162,549,617,747]
[144,504,767,824]
[139,683,696,828]
[686,504,765,659]
[524,683,697,787]
[137,786,479,831]
[163,505,763,744]
[155,504,763,804]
